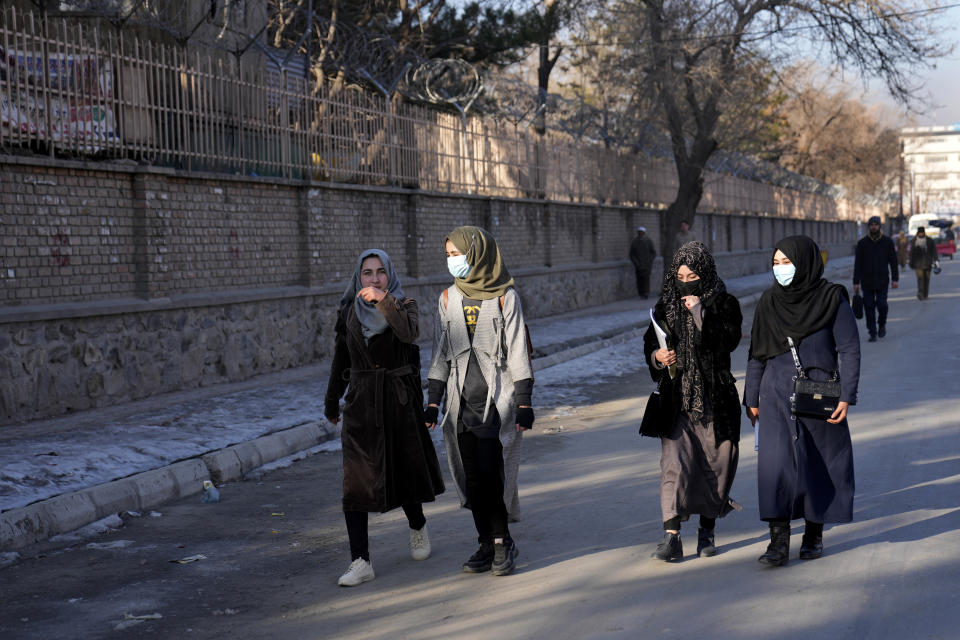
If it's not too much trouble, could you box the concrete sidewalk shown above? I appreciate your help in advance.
[0,256,856,552]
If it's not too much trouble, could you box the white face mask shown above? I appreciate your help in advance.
[773,264,796,286]
[447,254,471,279]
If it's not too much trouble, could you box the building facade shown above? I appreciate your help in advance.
[900,125,960,220]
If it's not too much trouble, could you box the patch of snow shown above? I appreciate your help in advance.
[86,539,134,550]
[49,514,125,543]
[0,551,21,567]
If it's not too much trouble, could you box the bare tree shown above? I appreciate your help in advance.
[604,0,943,258]
[775,64,902,197]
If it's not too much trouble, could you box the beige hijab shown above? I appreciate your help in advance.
[446,226,515,300]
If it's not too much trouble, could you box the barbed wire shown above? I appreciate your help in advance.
[47,1,884,204]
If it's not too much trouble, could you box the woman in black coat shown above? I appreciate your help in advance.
[642,242,743,561]
[324,249,445,587]
[744,236,860,566]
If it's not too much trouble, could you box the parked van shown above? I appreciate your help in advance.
[907,213,944,240]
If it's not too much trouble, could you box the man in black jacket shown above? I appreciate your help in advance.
[854,216,898,342]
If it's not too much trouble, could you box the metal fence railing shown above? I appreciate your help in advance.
[1,7,880,220]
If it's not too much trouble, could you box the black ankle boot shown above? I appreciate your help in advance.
[758,524,790,566]
[697,527,716,557]
[652,532,683,562]
[799,533,823,559]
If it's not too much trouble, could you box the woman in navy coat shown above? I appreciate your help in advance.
[744,236,860,566]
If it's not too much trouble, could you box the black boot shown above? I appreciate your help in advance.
[697,527,716,557]
[652,532,683,562]
[799,533,823,560]
[758,524,790,567]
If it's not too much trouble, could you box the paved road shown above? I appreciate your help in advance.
[1,261,958,639]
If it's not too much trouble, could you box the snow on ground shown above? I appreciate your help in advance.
[0,378,327,513]
[0,334,647,514]
[535,334,646,409]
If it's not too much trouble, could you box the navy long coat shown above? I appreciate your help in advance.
[744,303,861,523]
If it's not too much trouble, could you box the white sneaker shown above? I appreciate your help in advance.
[409,524,431,561]
[337,558,375,587]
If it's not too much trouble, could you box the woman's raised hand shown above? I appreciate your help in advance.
[357,286,385,303]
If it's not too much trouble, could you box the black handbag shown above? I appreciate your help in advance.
[851,293,864,319]
[640,372,675,437]
[788,337,842,421]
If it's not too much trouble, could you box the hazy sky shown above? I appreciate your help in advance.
[447,1,960,126]
[872,4,960,127]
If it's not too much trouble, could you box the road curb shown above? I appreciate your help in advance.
[0,420,336,551]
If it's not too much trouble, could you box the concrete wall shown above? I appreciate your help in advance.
[0,155,859,426]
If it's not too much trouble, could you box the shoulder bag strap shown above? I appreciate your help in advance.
[787,337,805,377]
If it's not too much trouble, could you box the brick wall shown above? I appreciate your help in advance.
[1,155,863,426]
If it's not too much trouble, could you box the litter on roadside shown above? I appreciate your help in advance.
[170,554,207,564]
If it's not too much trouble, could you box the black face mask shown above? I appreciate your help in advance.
[675,278,702,297]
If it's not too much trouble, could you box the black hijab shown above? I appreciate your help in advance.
[749,235,848,362]
[659,241,726,419]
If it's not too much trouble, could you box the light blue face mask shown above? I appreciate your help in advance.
[773,263,796,286]
[447,254,471,279]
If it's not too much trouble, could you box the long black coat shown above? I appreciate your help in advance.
[744,304,860,523]
[324,295,444,513]
[642,292,743,443]
[854,234,898,289]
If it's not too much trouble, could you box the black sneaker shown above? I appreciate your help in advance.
[652,532,683,562]
[462,543,495,573]
[491,539,519,576]
[878,325,886,338]
[868,334,877,342]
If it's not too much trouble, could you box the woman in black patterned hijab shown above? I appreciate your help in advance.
[642,241,744,562]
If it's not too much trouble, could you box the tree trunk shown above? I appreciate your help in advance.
[662,161,706,262]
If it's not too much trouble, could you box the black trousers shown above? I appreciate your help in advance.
[344,504,426,561]
[635,268,651,297]
[458,431,510,544]
[862,287,889,336]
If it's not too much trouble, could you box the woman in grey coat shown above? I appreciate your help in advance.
[425,226,534,577]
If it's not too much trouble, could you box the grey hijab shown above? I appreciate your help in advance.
[341,249,405,341]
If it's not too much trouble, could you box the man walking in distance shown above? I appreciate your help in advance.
[854,216,898,342]
[909,226,939,300]
[630,226,657,298]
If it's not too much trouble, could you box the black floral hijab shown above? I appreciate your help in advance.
[658,241,726,419]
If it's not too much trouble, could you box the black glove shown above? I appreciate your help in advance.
[516,406,534,430]
[423,405,439,425]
